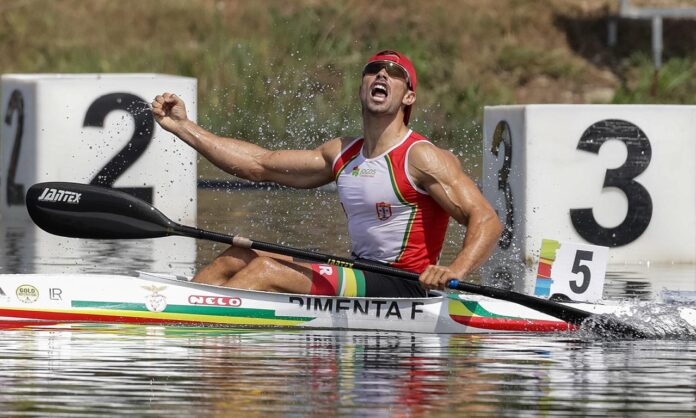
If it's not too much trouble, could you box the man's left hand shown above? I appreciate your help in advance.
[419,265,460,290]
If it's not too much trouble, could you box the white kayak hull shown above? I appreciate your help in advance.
[0,272,623,333]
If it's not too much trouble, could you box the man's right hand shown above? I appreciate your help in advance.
[151,92,189,134]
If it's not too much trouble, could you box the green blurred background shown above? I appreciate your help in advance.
[2,0,696,178]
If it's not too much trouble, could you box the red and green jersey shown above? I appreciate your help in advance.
[332,130,450,273]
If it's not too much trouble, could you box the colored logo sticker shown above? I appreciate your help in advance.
[143,285,167,312]
[351,166,360,176]
[535,239,560,297]
[16,285,39,303]
[376,202,392,220]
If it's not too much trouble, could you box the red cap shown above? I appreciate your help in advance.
[364,50,417,125]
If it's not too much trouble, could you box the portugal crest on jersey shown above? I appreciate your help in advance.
[375,202,392,221]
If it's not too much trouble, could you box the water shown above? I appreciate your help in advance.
[1,188,695,417]
[0,328,695,416]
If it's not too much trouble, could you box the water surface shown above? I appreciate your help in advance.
[1,327,695,417]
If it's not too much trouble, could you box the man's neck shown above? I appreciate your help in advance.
[362,116,410,158]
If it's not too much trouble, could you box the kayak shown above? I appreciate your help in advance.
[21,181,630,334]
[0,272,625,333]
[17,182,690,337]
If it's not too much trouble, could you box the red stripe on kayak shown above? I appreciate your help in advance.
[450,314,577,332]
[0,309,200,325]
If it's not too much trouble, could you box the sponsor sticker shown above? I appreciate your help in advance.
[359,168,376,177]
[16,285,39,303]
[49,288,63,301]
[188,295,242,307]
[350,166,377,178]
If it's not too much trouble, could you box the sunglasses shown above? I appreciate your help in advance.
[363,61,412,90]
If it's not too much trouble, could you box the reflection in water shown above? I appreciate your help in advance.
[1,224,29,274]
[0,326,695,417]
[0,221,196,276]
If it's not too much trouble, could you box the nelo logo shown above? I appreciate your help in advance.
[38,188,81,204]
[189,295,242,307]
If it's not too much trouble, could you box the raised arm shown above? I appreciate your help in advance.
[408,142,503,288]
[152,92,341,189]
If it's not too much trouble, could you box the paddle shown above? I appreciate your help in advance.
[25,181,646,337]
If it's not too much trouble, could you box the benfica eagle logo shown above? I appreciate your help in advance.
[143,285,168,312]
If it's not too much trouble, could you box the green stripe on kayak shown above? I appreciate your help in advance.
[447,294,517,320]
[72,301,315,322]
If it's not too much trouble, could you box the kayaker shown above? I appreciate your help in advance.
[151,49,503,297]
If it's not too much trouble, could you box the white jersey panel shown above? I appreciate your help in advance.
[336,131,415,263]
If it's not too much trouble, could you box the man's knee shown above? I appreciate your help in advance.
[210,247,257,274]
[232,256,303,293]
[243,256,281,277]
[219,246,257,262]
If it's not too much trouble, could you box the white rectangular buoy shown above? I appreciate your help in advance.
[481,104,696,286]
[0,73,198,224]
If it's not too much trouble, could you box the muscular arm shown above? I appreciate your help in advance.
[176,119,341,188]
[409,142,503,287]
[152,93,341,189]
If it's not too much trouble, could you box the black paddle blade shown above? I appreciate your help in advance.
[26,182,174,239]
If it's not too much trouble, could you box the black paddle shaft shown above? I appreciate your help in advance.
[25,181,647,337]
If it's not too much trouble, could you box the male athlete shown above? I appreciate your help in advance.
[152,50,502,297]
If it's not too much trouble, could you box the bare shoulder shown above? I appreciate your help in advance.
[408,141,464,183]
[317,136,360,161]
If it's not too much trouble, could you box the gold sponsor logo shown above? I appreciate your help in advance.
[16,285,39,303]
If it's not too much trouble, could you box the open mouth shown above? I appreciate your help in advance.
[370,82,388,100]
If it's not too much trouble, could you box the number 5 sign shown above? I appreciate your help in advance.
[0,74,198,223]
[535,239,608,302]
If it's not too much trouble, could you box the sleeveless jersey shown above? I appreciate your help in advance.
[332,130,450,273]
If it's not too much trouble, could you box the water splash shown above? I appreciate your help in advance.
[580,301,696,340]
